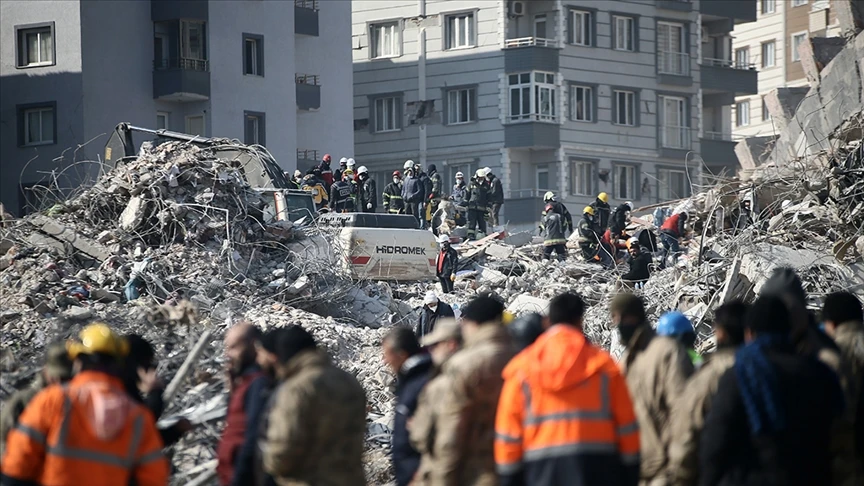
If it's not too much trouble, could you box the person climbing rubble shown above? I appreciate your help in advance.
[329,170,357,213]
[621,238,652,287]
[381,328,433,486]
[1,323,170,486]
[415,291,455,340]
[435,234,458,294]
[542,192,573,234]
[464,169,490,241]
[301,169,329,211]
[383,170,405,214]
[576,206,612,268]
[656,311,703,369]
[485,168,504,227]
[658,211,689,269]
[496,292,640,486]
[590,192,612,230]
[610,201,633,237]
[357,166,377,213]
[540,203,567,261]
[451,171,467,206]
[317,154,334,189]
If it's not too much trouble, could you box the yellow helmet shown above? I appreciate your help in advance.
[503,311,515,326]
[583,206,595,216]
[67,323,129,359]
[597,192,609,203]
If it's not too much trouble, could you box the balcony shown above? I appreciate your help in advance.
[657,51,692,86]
[295,0,319,37]
[504,37,558,49]
[700,0,756,24]
[504,41,559,72]
[151,0,207,22]
[295,74,321,110]
[153,57,210,102]
[657,0,692,12]
[700,58,758,95]
[658,125,694,158]
[504,122,560,149]
[297,149,319,166]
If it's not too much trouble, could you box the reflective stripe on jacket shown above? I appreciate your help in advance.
[0,371,169,486]
[495,325,640,486]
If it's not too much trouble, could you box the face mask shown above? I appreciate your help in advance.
[456,179,463,185]
[393,178,400,184]
[428,305,438,312]
[618,325,639,345]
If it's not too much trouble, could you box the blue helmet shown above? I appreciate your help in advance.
[656,311,694,337]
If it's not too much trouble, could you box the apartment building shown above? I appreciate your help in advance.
[0,0,353,216]
[352,0,758,227]
[731,0,841,137]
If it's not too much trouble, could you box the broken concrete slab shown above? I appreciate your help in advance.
[484,243,513,260]
[799,36,846,86]
[735,136,777,172]
[764,87,809,132]
[506,294,550,316]
[29,215,112,262]
[740,244,829,293]
[503,231,532,247]
[835,0,864,36]
[119,196,148,231]
[63,306,93,321]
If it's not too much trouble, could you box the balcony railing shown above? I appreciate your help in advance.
[154,57,209,71]
[504,37,558,48]
[703,57,756,70]
[703,131,745,142]
[295,73,320,85]
[294,0,318,11]
[661,125,692,149]
[657,51,690,76]
[297,149,319,161]
[508,113,559,123]
[508,189,544,199]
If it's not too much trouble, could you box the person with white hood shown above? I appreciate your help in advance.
[415,291,455,340]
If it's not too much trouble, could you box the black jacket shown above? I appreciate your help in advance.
[488,175,504,204]
[609,203,630,235]
[465,181,489,211]
[360,177,377,210]
[418,172,433,201]
[591,199,611,229]
[121,358,185,447]
[392,354,434,486]
[622,251,652,282]
[329,180,356,212]
[429,171,443,200]
[402,176,423,204]
[415,302,455,339]
[699,345,844,486]
[383,181,405,213]
[547,201,573,233]
[435,246,458,278]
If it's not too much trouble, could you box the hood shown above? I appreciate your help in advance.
[504,325,611,392]
[69,372,133,441]
[428,164,437,174]
[399,353,433,380]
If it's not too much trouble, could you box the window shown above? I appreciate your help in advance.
[186,115,205,136]
[16,24,54,67]
[243,34,264,76]
[534,14,547,39]
[446,87,476,124]
[244,112,265,145]
[156,112,169,130]
[791,33,807,62]
[614,164,636,200]
[613,16,634,51]
[570,85,594,122]
[761,0,776,14]
[570,10,592,46]
[658,168,687,201]
[658,22,687,75]
[792,0,808,7]
[660,96,688,148]
[374,96,401,132]
[570,161,594,196]
[761,41,776,67]
[762,97,771,121]
[735,47,750,68]
[613,90,636,126]
[735,101,750,127]
[181,21,206,60]
[508,72,557,122]
[445,12,475,50]
[371,22,400,59]
[536,166,550,191]
[19,104,55,146]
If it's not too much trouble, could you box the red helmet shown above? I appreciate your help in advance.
[322,154,331,163]
[392,170,402,177]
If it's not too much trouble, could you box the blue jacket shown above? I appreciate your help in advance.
[402,176,423,204]
[393,354,434,486]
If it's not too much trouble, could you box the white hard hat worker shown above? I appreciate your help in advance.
[455,171,464,179]
[346,158,356,168]
[339,157,348,166]
[624,201,634,211]
[404,160,414,170]
[475,169,485,178]
[357,166,369,175]
[544,191,556,202]
[437,234,450,244]
[293,170,302,179]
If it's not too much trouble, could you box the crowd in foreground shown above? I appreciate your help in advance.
[0,267,862,486]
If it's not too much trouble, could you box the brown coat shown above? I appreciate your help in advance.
[831,322,864,486]
[427,324,515,486]
[260,350,367,486]
[668,347,736,486]
[620,327,694,483]
[409,371,447,485]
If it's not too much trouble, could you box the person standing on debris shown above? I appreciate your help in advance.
[414,163,433,229]
[668,301,748,486]
[611,293,694,486]
[658,211,688,269]
[260,325,367,485]
[402,162,423,224]
[732,199,753,230]
[334,157,348,183]
[699,296,845,486]
[451,171,467,206]
[430,296,514,485]
[621,238,652,287]
[382,328,434,486]
[291,170,304,189]
[436,234,458,294]
[357,166,378,213]
[1,323,169,486]
[217,323,270,486]
[610,201,633,237]
[384,171,406,214]
[416,291,455,340]
[542,192,573,234]
[590,192,612,230]
[329,170,357,213]
[486,168,504,227]
[656,311,703,368]
[465,169,490,240]
[0,342,73,457]
[540,203,567,261]
[317,154,334,189]
[302,169,329,211]
[496,292,640,486]
[821,291,864,485]
[427,164,443,216]
[577,206,612,268]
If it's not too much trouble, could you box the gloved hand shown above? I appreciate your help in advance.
[367,203,372,209]
[450,274,455,282]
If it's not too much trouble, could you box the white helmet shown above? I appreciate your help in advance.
[475,169,485,178]
[357,165,368,175]
[293,170,302,178]
[339,157,348,164]
[455,171,464,179]
[437,234,450,244]
[346,158,356,168]
[404,160,414,170]
[483,167,492,176]
[624,201,633,211]
[543,191,555,202]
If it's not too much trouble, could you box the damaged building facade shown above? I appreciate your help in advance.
[351,0,758,228]
[0,0,354,217]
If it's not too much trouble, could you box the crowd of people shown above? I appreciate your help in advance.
[1,266,861,486]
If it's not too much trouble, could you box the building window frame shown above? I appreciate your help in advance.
[735,100,751,127]
[570,159,597,197]
[444,86,477,125]
[790,32,807,62]
[657,21,688,76]
[156,112,170,130]
[612,162,638,200]
[568,9,595,47]
[612,15,635,52]
[508,72,558,123]
[15,22,56,69]
[791,0,808,7]
[17,102,57,147]
[761,96,771,121]
[536,165,551,192]
[244,111,266,146]
[242,33,264,76]
[657,166,690,201]
[735,47,750,69]
[371,94,403,133]
[181,20,207,61]
[369,21,402,59]
[761,0,776,14]
[761,40,776,68]
[185,114,205,136]
[612,89,638,127]
[569,83,596,123]
[659,95,690,149]
[443,11,477,50]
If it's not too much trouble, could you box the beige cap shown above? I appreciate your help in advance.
[420,318,461,347]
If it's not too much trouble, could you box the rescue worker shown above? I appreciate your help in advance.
[357,166,377,213]
[217,323,270,486]
[301,169,329,211]
[507,312,545,352]
[486,168,504,227]
[0,342,73,457]
[465,169,490,240]
[416,291,455,340]
[430,296,514,485]
[402,161,423,225]
[657,311,703,368]
[590,192,612,230]
[291,170,303,189]
[577,206,612,268]
[383,170,405,214]
[427,164,443,216]
[414,163,433,229]
[334,157,348,183]
[610,201,633,236]
[821,292,864,485]
[669,301,748,486]
[451,171,467,206]
[496,292,640,486]
[260,325,366,485]
[658,211,688,269]
[1,323,169,486]
[611,293,694,486]
[435,234,458,294]
[542,192,573,234]
[382,328,433,486]
[317,154,334,189]
[540,203,567,261]
[699,297,844,486]
[621,238,652,286]
[732,199,753,230]
[329,170,356,213]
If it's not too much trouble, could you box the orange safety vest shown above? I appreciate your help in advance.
[0,371,169,486]
[495,325,640,485]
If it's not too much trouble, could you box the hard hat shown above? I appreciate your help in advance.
[437,234,450,244]
[597,192,609,203]
[656,311,694,337]
[475,169,485,178]
[357,165,368,175]
[583,205,595,216]
[508,312,544,351]
[339,157,348,164]
[543,191,555,202]
[455,171,464,179]
[404,160,414,170]
[626,237,639,250]
[66,323,129,359]
[483,167,492,176]
[624,201,633,211]
[343,168,354,177]
[346,158,356,167]
[322,154,331,163]
[293,170,302,178]
[392,170,402,177]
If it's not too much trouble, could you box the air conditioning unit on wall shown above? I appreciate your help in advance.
[510,1,525,17]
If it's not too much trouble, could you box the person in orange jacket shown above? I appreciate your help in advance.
[1,323,169,486]
[495,292,640,486]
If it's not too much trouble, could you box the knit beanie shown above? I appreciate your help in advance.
[759,267,806,307]
[274,325,317,365]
